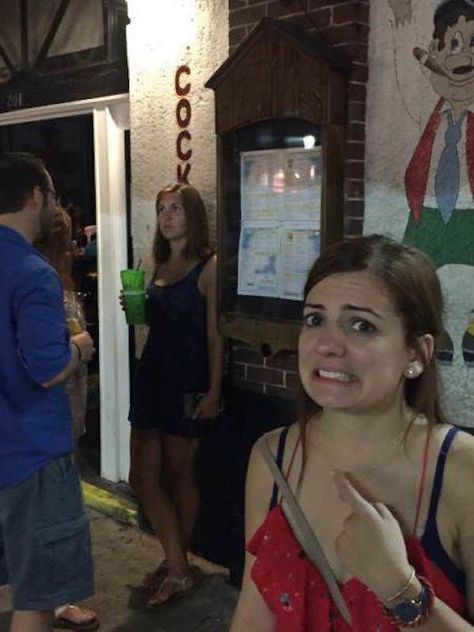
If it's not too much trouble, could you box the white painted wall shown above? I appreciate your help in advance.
[126,0,229,278]
[365,0,436,240]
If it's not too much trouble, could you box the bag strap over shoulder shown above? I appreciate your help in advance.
[257,434,330,559]
[268,427,289,510]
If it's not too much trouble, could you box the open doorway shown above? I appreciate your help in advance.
[0,96,131,484]
[0,114,101,474]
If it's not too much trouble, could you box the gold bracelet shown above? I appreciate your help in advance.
[383,567,416,603]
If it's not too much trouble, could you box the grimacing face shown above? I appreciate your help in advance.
[298,271,416,416]
[429,15,474,107]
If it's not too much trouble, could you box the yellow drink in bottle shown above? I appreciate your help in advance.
[67,318,83,335]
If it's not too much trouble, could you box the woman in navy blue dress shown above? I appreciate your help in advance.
[128,184,224,605]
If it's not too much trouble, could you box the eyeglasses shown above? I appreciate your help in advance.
[42,187,60,203]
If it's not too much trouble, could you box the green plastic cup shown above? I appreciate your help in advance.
[120,269,146,325]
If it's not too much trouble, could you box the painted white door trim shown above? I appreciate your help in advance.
[0,94,129,125]
[93,104,130,482]
[0,95,131,483]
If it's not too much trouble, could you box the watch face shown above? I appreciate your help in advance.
[392,585,426,623]
[394,600,422,621]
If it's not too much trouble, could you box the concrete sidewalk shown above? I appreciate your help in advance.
[0,509,239,631]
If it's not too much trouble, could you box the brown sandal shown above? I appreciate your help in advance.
[146,574,194,607]
[127,561,168,609]
[137,561,168,591]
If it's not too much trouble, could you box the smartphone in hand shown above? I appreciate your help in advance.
[183,392,205,419]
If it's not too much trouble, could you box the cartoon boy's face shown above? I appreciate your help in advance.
[429,15,474,107]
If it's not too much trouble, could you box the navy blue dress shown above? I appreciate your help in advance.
[129,260,211,437]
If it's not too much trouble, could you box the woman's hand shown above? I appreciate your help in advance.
[119,290,148,312]
[71,331,96,364]
[192,392,220,420]
[333,471,413,601]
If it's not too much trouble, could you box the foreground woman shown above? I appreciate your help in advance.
[232,235,473,630]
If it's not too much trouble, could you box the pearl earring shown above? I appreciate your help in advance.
[404,362,421,378]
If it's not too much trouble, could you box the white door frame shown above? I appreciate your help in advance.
[0,94,131,483]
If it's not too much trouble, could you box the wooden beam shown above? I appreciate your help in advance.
[20,0,28,68]
[0,41,15,75]
[36,0,71,65]
[103,0,111,62]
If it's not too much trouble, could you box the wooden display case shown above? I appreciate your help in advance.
[206,18,348,354]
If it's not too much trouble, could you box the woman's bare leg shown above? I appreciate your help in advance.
[139,434,200,604]
[129,428,188,575]
[163,435,200,552]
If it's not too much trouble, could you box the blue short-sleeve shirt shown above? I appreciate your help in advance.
[0,226,73,489]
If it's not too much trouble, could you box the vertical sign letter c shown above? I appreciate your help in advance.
[175,65,191,96]
[177,131,192,161]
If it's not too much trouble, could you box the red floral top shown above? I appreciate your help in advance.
[247,426,467,631]
[248,506,466,631]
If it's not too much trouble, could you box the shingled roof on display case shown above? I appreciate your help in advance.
[206,17,349,133]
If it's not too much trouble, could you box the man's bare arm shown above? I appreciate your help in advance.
[42,331,95,388]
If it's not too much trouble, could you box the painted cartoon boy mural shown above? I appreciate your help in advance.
[386,0,474,430]
[400,0,474,266]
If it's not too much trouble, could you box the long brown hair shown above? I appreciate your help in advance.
[298,234,447,440]
[37,205,75,290]
[152,183,211,265]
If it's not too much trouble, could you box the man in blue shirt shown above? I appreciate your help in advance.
[0,153,95,632]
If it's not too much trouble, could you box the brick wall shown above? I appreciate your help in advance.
[231,343,300,399]
[227,0,369,396]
